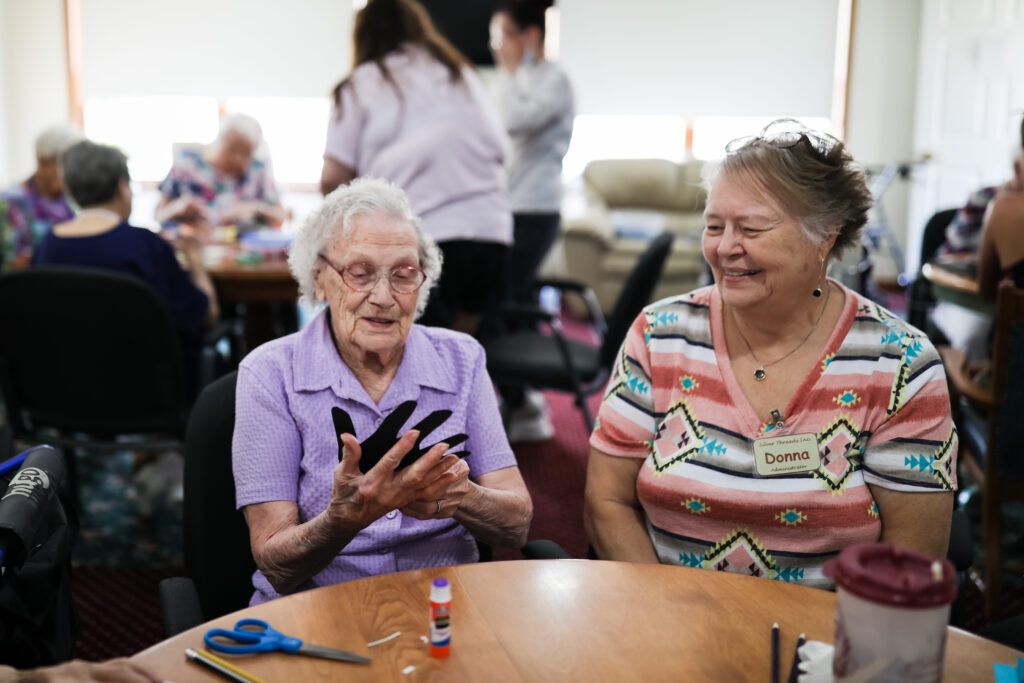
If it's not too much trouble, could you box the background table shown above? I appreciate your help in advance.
[134,560,1022,682]
[205,245,299,353]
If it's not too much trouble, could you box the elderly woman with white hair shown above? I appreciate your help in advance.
[0,123,82,271]
[155,113,285,229]
[232,177,532,604]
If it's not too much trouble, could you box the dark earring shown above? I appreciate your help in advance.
[812,287,822,297]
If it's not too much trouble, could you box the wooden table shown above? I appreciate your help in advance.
[205,244,299,353]
[133,560,1022,682]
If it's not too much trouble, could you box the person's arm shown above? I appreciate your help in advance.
[244,431,455,595]
[496,67,572,137]
[0,658,160,682]
[401,463,532,548]
[977,200,1003,300]
[155,195,210,226]
[177,226,219,325]
[584,447,658,562]
[868,485,953,558]
[1,196,34,270]
[320,158,356,196]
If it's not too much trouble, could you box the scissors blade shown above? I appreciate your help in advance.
[297,643,371,664]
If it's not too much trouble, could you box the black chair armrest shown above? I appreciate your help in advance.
[947,508,973,572]
[521,539,572,560]
[534,278,607,340]
[496,303,559,327]
[159,576,204,637]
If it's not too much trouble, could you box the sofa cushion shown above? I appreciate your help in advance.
[584,158,706,212]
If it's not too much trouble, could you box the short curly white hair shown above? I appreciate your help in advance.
[35,123,82,160]
[217,113,263,147]
[288,177,442,318]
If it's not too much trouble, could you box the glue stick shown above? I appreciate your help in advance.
[429,577,451,658]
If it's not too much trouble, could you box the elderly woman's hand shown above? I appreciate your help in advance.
[326,430,456,530]
[400,456,473,520]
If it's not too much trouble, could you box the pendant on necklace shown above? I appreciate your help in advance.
[754,367,767,381]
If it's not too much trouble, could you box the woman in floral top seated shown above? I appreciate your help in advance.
[0,124,81,271]
[155,113,286,230]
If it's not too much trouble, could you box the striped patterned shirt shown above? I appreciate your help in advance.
[590,282,957,588]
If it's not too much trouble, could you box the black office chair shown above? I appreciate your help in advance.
[159,371,568,636]
[484,232,674,431]
[907,208,957,333]
[0,267,200,497]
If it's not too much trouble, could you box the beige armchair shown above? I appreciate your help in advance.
[561,158,709,313]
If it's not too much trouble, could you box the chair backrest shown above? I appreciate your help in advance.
[0,267,187,439]
[600,232,675,367]
[990,282,1024,478]
[182,370,256,619]
[920,208,958,266]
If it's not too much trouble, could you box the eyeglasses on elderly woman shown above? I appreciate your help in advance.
[318,253,427,294]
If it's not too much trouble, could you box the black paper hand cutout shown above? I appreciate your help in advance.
[332,400,470,474]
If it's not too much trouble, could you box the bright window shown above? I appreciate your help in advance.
[562,115,688,180]
[224,97,331,185]
[83,96,219,183]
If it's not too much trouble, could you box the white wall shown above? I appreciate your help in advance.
[0,0,69,186]
[844,0,923,267]
[558,0,839,117]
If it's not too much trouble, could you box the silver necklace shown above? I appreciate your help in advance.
[731,282,831,382]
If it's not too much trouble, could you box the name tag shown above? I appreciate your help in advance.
[753,432,821,476]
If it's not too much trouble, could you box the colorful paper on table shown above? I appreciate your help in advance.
[992,657,1024,683]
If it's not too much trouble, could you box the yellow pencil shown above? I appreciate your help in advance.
[185,648,268,683]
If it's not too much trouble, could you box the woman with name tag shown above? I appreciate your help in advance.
[584,120,957,589]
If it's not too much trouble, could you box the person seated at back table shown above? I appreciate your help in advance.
[0,124,82,271]
[32,140,219,399]
[233,177,532,605]
[155,113,286,232]
[584,120,957,589]
[978,192,1024,298]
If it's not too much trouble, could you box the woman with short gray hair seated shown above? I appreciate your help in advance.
[33,139,218,398]
[0,124,82,271]
[155,112,286,229]
[232,177,532,605]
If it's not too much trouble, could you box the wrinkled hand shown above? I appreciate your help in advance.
[327,431,463,530]
[400,456,473,520]
[168,195,209,224]
[332,401,469,474]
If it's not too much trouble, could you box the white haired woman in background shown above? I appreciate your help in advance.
[0,123,82,271]
[233,177,531,604]
[155,112,286,229]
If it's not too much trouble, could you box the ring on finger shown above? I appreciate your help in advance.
[435,499,442,515]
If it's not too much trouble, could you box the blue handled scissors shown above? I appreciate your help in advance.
[204,618,371,664]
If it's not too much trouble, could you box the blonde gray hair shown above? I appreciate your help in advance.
[288,177,442,318]
[703,119,872,260]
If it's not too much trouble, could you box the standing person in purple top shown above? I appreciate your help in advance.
[319,0,512,336]
[233,178,531,605]
[0,124,81,271]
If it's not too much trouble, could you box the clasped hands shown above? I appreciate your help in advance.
[328,401,472,528]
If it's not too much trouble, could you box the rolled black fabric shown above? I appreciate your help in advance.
[0,446,65,568]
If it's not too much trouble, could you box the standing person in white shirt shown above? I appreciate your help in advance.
[320,0,513,336]
[490,0,575,442]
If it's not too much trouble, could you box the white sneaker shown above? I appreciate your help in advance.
[505,388,554,443]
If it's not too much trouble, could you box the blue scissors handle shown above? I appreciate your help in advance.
[204,618,304,655]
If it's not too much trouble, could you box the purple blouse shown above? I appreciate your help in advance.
[0,178,74,270]
[233,310,517,604]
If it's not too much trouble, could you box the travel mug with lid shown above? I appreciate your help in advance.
[823,543,956,682]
